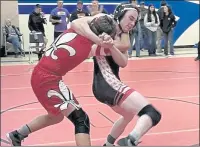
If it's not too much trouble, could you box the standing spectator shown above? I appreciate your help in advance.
[49,0,70,40]
[156,1,167,53]
[128,22,141,57]
[70,1,89,22]
[28,4,48,60]
[128,0,141,58]
[144,4,160,56]
[194,41,200,61]
[87,0,107,16]
[138,1,148,50]
[161,5,177,56]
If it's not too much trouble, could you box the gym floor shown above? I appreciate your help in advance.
[1,49,199,146]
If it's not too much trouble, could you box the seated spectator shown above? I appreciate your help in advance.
[3,19,24,58]
[28,4,48,60]
[70,1,89,22]
[144,4,160,56]
[161,5,177,57]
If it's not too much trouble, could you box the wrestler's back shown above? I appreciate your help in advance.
[37,29,93,76]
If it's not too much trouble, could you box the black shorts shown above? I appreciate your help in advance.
[92,56,132,106]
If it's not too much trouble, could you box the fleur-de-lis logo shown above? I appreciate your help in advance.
[45,33,77,60]
[47,80,81,110]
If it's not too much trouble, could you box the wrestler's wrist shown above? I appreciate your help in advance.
[91,35,102,45]
[109,45,116,50]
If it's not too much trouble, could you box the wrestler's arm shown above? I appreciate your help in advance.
[113,33,131,52]
[96,34,128,68]
[109,45,128,68]
[70,13,107,46]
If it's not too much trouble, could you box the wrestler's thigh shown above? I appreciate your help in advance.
[111,105,134,121]
[119,91,150,115]
[33,79,80,116]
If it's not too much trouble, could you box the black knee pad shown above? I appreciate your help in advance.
[67,108,90,134]
[138,104,161,126]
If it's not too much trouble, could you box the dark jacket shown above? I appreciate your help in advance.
[28,11,46,34]
[70,9,89,22]
[160,12,177,33]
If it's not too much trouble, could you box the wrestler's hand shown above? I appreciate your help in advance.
[99,33,114,48]
[99,32,111,41]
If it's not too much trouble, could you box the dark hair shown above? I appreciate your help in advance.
[164,5,172,15]
[161,1,167,6]
[147,4,158,23]
[35,4,41,8]
[89,15,117,39]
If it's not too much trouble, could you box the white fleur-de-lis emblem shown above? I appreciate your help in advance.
[47,80,81,110]
[45,33,77,60]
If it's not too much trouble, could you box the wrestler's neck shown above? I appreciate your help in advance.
[116,24,122,35]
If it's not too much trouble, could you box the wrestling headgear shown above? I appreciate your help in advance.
[113,3,139,32]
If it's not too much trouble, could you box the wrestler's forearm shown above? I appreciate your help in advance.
[114,33,131,52]
[70,19,102,45]
[109,45,128,68]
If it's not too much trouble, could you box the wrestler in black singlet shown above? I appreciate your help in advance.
[92,56,125,106]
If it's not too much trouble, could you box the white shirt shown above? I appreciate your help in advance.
[144,13,160,32]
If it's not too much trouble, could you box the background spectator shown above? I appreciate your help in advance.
[28,4,48,60]
[3,19,24,58]
[144,4,160,56]
[70,1,89,22]
[161,5,177,56]
[156,0,167,53]
[138,1,148,50]
[87,0,107,16]
[28,4,47,37]
[128,0,141,58]
[49,0,70,40]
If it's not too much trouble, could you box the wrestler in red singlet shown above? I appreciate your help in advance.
[31,28,99,115]
[6,14,117,147]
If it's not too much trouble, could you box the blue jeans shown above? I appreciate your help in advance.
[147,29,157,55]
[163,29,174,55]
[140,22,148,49]
[128,23,141,57]
[128,32,141,56]
[7,35,22,54]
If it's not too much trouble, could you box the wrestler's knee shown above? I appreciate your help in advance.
[67,108,90,134]
[138,104,161,126]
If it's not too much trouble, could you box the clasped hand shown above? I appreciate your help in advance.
[99,32,114,49]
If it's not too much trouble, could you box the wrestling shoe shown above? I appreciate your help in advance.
[103,144,115,146]
[103,143,115,146]
[6,130,27,146]
[117,135,139,146]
